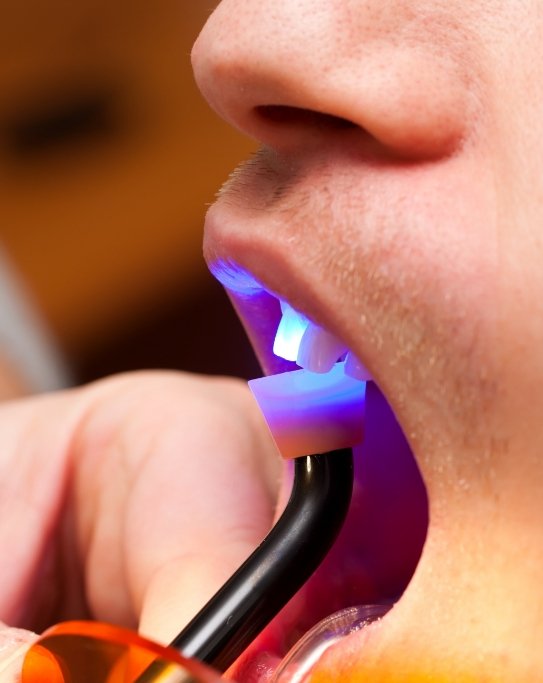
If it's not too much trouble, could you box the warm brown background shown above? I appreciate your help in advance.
[0,1,260,382]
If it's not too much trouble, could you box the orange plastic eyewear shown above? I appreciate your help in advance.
[21,621,227,683]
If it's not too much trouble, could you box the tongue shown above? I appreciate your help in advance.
[232,383,428,682]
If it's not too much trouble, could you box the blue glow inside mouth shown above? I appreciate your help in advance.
[272,302,309,362]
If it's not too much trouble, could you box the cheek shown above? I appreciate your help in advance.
[289,151,514,508]
[327,153,502,412]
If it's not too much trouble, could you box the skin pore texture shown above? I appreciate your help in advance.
[191,0,543,679]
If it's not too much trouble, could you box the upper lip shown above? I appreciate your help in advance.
[202,146,379,383]
[204,149,359,356]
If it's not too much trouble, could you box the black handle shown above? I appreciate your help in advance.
[169,448,354,672]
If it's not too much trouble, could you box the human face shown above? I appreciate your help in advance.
[192,1,543,680]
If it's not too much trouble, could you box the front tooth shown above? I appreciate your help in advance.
[273,302,310,362]
[280,299,294,315]
[297,324,348,373]
[344,351,373,381]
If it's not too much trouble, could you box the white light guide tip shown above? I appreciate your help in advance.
[249,363,366,459]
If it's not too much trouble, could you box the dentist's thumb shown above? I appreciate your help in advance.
[138,543,263,645]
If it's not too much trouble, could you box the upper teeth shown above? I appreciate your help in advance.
[344,350,373,381]
[297,324,348,373]
[273,302,310,362]
[274,301,373,381]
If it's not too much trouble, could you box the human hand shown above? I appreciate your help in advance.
[0,371,281,682]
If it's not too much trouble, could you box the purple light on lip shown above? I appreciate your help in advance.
[208,258,293,375]
[208,259,265,295]
[209,260,310,365]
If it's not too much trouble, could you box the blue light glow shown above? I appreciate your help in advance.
[273,302,310,361]
[208,259,265,295]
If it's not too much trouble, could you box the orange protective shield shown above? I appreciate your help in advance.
[22,621,226,683]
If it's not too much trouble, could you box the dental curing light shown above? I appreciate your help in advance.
[163,380,362,671]
[138,300,364,679]
[168,448,353,672]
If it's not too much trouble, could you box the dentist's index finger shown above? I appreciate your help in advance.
[70,372,282,644]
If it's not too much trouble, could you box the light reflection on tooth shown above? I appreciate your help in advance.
[297,324,348,373]
[344,351,373,381]
[280,299,293,315]
[273,302,310,362]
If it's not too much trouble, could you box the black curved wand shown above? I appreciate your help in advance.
[165,448,354,673]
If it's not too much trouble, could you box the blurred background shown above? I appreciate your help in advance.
[0,0,261,396]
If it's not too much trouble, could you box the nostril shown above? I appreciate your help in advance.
[255,105,357,132]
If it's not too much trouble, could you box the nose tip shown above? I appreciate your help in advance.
[192,0,474,160]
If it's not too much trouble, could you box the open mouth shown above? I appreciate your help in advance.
[208,262,429,682]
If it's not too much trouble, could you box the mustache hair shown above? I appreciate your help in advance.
[215,146,300,206]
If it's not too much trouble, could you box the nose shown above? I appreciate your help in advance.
[192,0,475,160]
